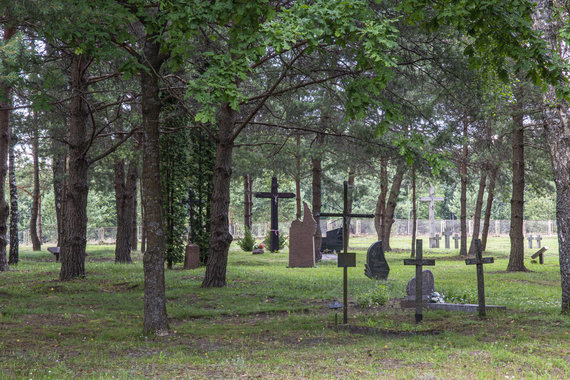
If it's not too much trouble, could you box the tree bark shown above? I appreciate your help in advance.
[131,180,138,251]
[243,174,253,230]
[411,166,416,258]
[202,103,235,287]
[59,54,90,281]
[469,169,487,255]
[481,165,498,251]
[374,158,388,241]
[460,118,468,256]
[140,176,146,253]
[8,133,18,264]
[507,110,527,271]
[383,162,407,251]
[114,159,138,263]
[534,0,570,313]
[295,135,302,220]
[0,23,15,271]
[311,133,324,262]
[345,167,355,247]
[30,121,41,251]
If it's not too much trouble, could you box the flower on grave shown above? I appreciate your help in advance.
[254,243,264,250]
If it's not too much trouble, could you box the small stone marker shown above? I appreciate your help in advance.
[405,269,435,298]
[289,202,317,267]
[465,239,494,317]
[364,241,390,280]
[453,233,460,249]
[527,234,533,249]
[443,231,452,249]
[252,247,264,255]
[183,244,200,269]
[535,235,542,248]
[531,246,548,264]
[47,247,60,262]
[434,234,441,248]
[404,239,436,323]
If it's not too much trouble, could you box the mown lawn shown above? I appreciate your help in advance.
[0,236,568,379]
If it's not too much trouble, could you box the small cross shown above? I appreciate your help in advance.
[434,234,441,248]
[453,233,460,249]
[404,239,435,323]
[255,177,295,252]
[465,239,494,317]
[535,235,542,248]
[419,186,444,237]
[527,234,534,249]
[443,231,452,249]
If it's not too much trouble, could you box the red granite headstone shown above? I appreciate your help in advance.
[183,244,200,269]
[288,202,316,267]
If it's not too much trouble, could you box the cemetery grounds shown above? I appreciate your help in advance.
[0,236,568,379]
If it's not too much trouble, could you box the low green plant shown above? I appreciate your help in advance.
[439,288,478,304]
[237,227,255,252]
[357,284,389,308]
[264,230,287,252]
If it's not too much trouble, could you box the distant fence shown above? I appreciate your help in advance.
[14,219,557,246]
[229,219,558,238]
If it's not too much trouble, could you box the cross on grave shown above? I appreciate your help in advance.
[434,234,441,248]
[419,186,445,240]
[465,239,494,317]
[453,233,460,249]
[319,181,375,324]
[527,234,533,249]
[443,231,452,249]
[255,177,295,252]
[404,239,436,323]
[535,235,542,248]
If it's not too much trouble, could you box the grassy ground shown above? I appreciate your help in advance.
[0,236,568,379]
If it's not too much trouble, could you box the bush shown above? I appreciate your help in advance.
[357,285,389,308]
[439,288,478,304]
[237,228,255,252]
[264,230,288,252]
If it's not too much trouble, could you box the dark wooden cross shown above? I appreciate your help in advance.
[319,181,375,324]
[465,239,494,317]
[255,177,295,252]
[404,239,435,323]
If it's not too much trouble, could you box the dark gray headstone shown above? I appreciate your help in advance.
[535,235,542,248]
[443,231,452,249]
[434,234,441,248]
[364,241,390,280]
[321,227,343,252]
[406,269,435,299]
[527,234,533,249]
[453,234,460,249]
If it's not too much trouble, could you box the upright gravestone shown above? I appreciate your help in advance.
[419,186,444,247]
[527,234,534,249]
[434,234,441,248]
[404,240,436,323]
[535,235,542,248]
[321,227,343,252]
[183,244,200,269]
[364,241,390,280]
[289,202,317,268]
[443,231,452,249]
[453,233,460,249]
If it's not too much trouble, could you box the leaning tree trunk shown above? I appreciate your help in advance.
[534,0,569,312]
[243,174,253,231]
[481,165,498,251]
[469,169,487,255]
[114,159,137,263]
[311,133,324,262]
[59,54,90,281]
[0,23,15,272]
[30,121,41,251]
[460,118,468,256]
[374,158,388,241]
[507,111,527,271]
[202,103,235,288]
[8,133,18,264]
[141,37,168,334]
[383,163,406,251]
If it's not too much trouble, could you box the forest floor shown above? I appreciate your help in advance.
[0,236,568,379]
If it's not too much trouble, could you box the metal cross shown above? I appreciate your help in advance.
[465,239,494,317]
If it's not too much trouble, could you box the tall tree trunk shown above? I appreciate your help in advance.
[534,0,570,312]
[0,23,15,271]
[469,169,487,255]
[507,111,527,271]
[202,103,235,287]
[114,159,138,263]
[460,118,468,256]
[140,176,146,253]
[374,157,388,241]
[345,167,355,247]
[243,174,253,230]
[30,121,41,251]
[59,54,90,281]
[411,166,416,258]
[295,135,302,220]
[311,133,324,262]
[131,180,138,252]
[383,163,407,251]
[481,165,498,251]
[8,127,17,264]
[141,38,168,334]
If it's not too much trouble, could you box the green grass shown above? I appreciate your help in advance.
[0,236,568,379]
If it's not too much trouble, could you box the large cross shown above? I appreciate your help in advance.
[254,177,295,252]
[404,239,435,323]
[319,181,375,324]
[465,239,494,317]
[419,186,444,237]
